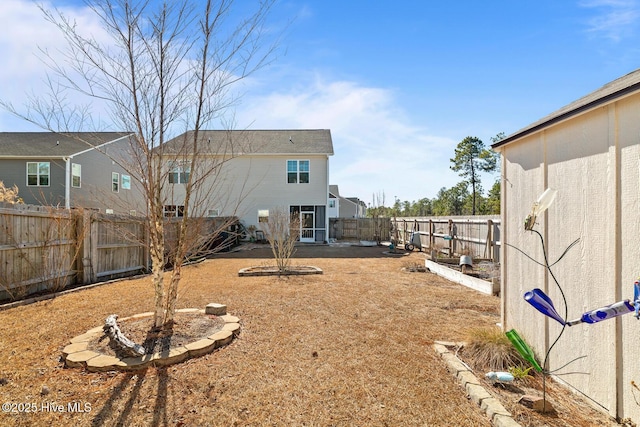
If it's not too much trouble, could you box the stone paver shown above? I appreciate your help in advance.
[208,330,233,347]
[63,303,239,371]
[152,346,190,366]
[62,342,89,357]
[222,322,241,333]
[185,338,216,357]
[433,341,521,427]
[65,350,100,368]
[220,314,239,323]
[206,303,227,315]
[70,332,101,343]
[87,354,128,372]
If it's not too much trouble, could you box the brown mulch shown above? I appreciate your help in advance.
[0,244,621,426]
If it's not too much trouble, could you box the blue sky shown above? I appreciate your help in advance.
[2,1,640,205]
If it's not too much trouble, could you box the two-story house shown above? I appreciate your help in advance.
[0,132,144,214]
[161,129,334,243]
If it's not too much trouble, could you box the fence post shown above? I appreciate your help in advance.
[78,210,92,284]
[486,219,494,262]
[429,220,434,250]
[448,219,454,256]
[90,214,99,283]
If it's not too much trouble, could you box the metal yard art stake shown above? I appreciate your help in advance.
[510,188,640,412]
[521,188,640,326]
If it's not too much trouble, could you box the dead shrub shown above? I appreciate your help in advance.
[462,326,528,372]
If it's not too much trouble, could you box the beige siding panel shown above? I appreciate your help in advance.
[164,155,329,228]
[618,95,640,422]
[544,108,617,413]
[502,133,546,361]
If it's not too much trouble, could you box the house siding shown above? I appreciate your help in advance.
[165,154,330,229]
[497,90,640,422]
[70,137,145,214]
[0,158,66,206]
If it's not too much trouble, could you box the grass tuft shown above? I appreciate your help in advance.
[463,326,528,372]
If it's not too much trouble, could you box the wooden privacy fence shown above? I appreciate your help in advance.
[0,206,78,302]
[329,217,391,242]
[0,204,238,302]
[0,205,147,302]
[391,216,501,262]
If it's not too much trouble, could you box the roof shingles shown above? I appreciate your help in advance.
[0,132,132,158]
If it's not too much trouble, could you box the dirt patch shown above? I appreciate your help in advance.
[87,312,225,357]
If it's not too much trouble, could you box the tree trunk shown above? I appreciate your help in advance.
[150,219,165,329]
[163,265,181,328]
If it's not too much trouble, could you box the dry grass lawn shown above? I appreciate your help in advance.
[0,245,620,426]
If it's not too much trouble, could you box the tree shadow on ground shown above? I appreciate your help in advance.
[89,366,169,427]
[91,370,147,427]
[152,367,169,427]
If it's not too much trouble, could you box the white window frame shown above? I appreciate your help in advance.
[168,162,191,184]
[121,174,131,190]
[26,161,50,187]
[71,163,81,188]
[112,172,119,192]
[207,209,219,217]
[287,160,310,184]
[163,205,185,218]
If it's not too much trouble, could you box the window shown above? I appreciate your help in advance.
[287,160,309,184]
[163,205,184,217]
[169,162,190,184]
[26,162,50,186]
[121,174,131,190]
[258,209,269,223]
[329,200,336,208]
[207,209,219,217]
[71,163,81,188]
[112,172,119,192]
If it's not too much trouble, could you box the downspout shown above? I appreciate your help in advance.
[64,157,71,209]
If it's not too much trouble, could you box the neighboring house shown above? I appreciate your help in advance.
[161,129,334,243]
[327,185,367,218]
[328,185,340,218]
[492,68,640,423]
[340,196,367,218]
[0,132,144,214]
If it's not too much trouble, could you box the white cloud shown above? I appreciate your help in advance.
[237,76,461,202]
[579,0,640,41]
[0,0,111,130]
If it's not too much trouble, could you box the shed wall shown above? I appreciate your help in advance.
[500,91,640,421]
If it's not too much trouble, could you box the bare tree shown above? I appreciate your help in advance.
[370,191,386,245]
[263,207,300,275]
[3,0,278,330]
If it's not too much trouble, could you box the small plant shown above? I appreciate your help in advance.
[402,261,426,272]
[463,327,527,372]
[263,207,300,275]
[509,365,534,382]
